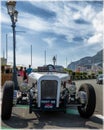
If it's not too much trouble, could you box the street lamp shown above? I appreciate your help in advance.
[6,0,19,90]
[53,56,56,66]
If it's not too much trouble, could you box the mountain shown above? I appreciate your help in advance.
[67,50,103,71]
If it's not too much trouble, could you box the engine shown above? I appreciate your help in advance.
[60,81,77,103]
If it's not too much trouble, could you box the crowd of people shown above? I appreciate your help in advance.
[1,64,33,79]
[17,65,32,81]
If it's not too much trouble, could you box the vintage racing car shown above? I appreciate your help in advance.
[1,64,96,120]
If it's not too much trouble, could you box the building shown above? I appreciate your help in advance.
[1,57,7,65]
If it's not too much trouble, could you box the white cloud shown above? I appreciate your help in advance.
[73,12,81,20]
[92,11,103,33]
[72,5,96,25]
[1,13,9,24]
[83,5,96,21]
[18,12,50,32]
[87,33,103,45]
[1,6,11,24]
[43,37,56,48]
[1,1,103,67]
[86,10,103,46]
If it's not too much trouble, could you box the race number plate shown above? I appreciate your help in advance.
[41,99,56,109]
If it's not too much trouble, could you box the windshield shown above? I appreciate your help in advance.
[98,74,103,78]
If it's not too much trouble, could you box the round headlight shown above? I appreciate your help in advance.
[19,83,29,92]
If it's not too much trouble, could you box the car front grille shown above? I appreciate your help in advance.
[41,80,58,99]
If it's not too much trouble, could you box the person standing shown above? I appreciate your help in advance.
[23,67,27,80]
[26,65,32,75]
[18,67,24,77]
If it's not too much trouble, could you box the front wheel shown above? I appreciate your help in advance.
[1,81,14,120]
[78,83,96,118]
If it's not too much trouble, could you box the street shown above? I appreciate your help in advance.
[1,79,104,129]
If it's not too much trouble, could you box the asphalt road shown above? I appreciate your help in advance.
[1,79,104,129]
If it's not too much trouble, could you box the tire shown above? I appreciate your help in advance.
[1,81,14,120]
[78,83,96,118]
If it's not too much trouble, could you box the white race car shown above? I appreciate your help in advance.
[1,64,96,120]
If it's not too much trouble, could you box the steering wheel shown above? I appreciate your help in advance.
[47,64,55,72]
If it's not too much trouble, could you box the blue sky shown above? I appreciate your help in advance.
[1,0,103,68]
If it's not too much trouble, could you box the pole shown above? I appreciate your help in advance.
[3,48,5,58]
[31,45,32,66]
[45,50,46,65]
[6,34,8,61]
[11,15,18,90]
[66,57,67,68]
[53,56,56,66]
[56,54,57,65]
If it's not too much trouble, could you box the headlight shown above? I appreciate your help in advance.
[19,83,29,92]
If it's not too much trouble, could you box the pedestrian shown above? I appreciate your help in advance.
[23,67,27,80]
[26,65,32,75]
[18,67,24,77]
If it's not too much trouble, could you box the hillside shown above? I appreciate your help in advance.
[67,50,103,71]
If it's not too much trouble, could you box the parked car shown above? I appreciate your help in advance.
[96,74,103,84]
[1,64,96,120]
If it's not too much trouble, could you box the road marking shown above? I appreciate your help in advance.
[14,105,29,108]
[66,108,79,115]
[1,126,14,129]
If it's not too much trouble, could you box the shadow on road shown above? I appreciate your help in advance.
[2,110,103,129]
